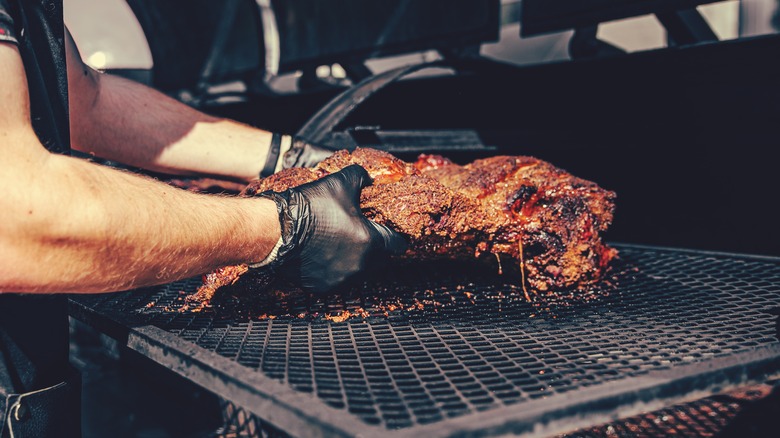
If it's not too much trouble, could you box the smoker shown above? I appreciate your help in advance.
[71,0,780,436]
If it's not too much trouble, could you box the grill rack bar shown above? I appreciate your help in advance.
[389,345,780,438]
[68,244,780,437]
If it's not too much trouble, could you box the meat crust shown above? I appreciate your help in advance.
[241,148,617,295]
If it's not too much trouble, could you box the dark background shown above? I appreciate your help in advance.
[204,33,780,257]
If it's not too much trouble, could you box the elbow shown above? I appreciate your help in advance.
[0,243,31,293]
[0,197,58,293]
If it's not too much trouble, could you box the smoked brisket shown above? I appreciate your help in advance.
[190,148,617,308]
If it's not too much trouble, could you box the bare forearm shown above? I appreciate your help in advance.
[0,143,279,293]
[70,72,271,181]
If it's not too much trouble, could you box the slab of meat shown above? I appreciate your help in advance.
[190,148,616,307]
[181,265,249,312]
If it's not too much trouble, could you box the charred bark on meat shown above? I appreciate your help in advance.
[191,148,617,306]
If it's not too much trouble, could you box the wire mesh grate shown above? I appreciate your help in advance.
[213,399,290,438]
[71,246,780,431]
[559,384,780,437]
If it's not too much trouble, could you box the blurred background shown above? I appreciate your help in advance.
[65,0,780,90]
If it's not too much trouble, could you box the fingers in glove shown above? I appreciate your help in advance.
[338,164,372,189]
[286,137,338,168]
[337,165,406,256]
[303,142,338,165]
[367,221,408,256]
[334,164,372,208]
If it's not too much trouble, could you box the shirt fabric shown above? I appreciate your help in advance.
[0,2,18,44]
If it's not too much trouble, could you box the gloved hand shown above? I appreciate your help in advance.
[282,136,336,169]
[260,134,336,177]
[252,164,407,294]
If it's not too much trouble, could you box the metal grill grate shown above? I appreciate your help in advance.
[215,399,290,438]
[70,245,780,435]
[560,384,780,437]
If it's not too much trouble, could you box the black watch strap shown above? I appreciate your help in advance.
[260,133,282,177]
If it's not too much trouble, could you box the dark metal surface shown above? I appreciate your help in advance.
[520,0,721,36]
[69,245,780,437]
[295,61,447,145]
[560,383,780,437]
[323,129,498,159]
[267,0,500,73]
[217,399,291,438]
[657,8,719,46]
[295,58,517,156]
[210,383,780,438]
[569,26,626,59]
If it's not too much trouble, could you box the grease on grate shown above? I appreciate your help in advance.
[146,260,621,322]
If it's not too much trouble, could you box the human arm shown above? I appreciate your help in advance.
[65,30,333,181]
[3,39,400,294]
[65,30,275,182]
[0,41,280,293]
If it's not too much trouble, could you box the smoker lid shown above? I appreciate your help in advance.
[69,244,780,437]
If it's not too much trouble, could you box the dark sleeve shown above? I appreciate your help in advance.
[0,0,18,45]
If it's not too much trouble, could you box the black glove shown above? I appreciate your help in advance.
[253,164,407,294]
[282,136,336,169]
[260,134,335,177]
